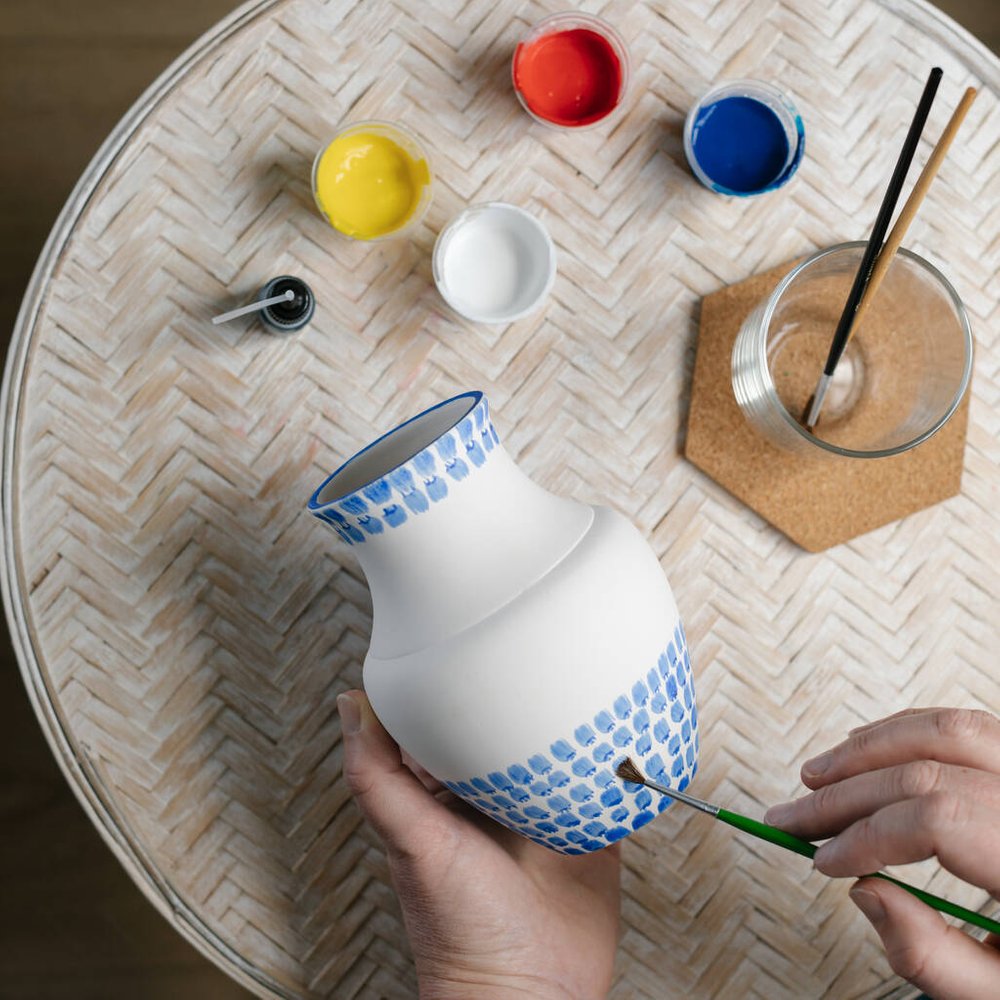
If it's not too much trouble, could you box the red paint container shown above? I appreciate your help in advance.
[513,13,630,130]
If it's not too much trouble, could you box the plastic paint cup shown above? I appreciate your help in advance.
[683,80,804,196]
[312,120,433,240]
[512,12,630,130]
[432,203,557,325]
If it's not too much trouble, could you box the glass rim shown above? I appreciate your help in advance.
[310,119,434,241]
[754,241,974,459]
[511,11,631,132]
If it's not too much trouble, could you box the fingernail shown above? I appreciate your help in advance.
[763,802,793,825]
[802,751,832,779]
[337,693,362,736]
[850,886,886,927]
[811,839,844,876]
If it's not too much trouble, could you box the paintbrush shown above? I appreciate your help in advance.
[616,757,1000,936]
[803,67,942,429]
[837,86,977,344]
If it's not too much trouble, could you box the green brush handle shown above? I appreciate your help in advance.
[717,808,819,860]
[717,808,1000,937]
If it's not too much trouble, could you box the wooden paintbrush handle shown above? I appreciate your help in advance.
[850,86,978,338]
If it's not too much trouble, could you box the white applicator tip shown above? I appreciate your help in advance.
[212,289,294,325]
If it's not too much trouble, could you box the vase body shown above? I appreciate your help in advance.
[309,391,698,854]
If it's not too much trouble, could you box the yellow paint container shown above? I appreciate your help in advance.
[312,121,432,241]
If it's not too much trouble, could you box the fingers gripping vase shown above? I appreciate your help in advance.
[309,392,698,854]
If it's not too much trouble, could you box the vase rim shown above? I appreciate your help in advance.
[308,390,484,510]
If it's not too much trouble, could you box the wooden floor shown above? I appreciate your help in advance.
[0,1,997,997]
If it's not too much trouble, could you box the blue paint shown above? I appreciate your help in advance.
[594,710,615,734]
[508,764,533,785]
[383,504,406,528]
[436,622,698,855]
[612,727,633,748]
[691,95,790,194]
[388,468,429,513]
[310,392,495,544]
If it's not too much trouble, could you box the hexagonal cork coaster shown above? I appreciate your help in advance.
[685,259,970,552]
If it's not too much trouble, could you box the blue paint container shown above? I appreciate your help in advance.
[683,80,804,196]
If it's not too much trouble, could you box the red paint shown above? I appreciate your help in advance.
[513,28,622,127]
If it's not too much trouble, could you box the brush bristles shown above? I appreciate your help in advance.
[615,757,646,785]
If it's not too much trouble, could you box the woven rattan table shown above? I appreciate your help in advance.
[3,0,998,997]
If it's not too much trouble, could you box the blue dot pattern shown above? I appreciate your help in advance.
[311,395,499,545]
[442,621,698,855]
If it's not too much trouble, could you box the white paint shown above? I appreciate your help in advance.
[433,202,556,324]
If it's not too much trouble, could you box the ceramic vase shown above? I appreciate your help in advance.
[308,392,698,854]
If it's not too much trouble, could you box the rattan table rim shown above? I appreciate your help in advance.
[2,0,996,996]
[1,5,301,993]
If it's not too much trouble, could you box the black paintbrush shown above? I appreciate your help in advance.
[803,66,942,429]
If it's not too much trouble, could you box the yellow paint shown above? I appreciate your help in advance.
[314,130,430,239]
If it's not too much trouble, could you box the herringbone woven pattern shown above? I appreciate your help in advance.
[2,0,998,997]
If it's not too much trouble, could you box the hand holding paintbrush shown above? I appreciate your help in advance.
[618,706,1000,996]
[616,756,1000,936]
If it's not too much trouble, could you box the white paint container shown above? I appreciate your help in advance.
[432,202,557,324]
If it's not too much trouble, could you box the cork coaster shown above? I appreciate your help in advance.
[685,259,970,552]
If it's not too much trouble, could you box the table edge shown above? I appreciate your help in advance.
[1,1,996,998]
[0,2,291,997]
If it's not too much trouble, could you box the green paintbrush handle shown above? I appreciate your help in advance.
[870,872,1000,936]
[717,808,818,859]
[716,808,1000,937]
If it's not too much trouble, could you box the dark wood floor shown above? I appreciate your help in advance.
[1,1,997,996]
[1,5,252,995]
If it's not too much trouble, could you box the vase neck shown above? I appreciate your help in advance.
[310,396,592,658]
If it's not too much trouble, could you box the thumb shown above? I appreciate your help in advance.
[337,690,456,865]
[850,878,1000,999]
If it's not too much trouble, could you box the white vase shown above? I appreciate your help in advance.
[308,391,698,854]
